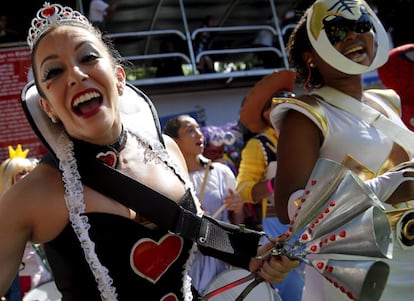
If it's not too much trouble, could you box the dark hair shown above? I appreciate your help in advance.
[163,115,191,138]
[31,24,123,98]
[286,9,323,90]
[260,99,273,126]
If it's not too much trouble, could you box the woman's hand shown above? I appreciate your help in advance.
[223,189,244,214]
[223,189,246,224]
[249,237,299,284]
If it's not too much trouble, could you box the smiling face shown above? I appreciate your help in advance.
[307,0,389,74]
[32,25,125,145]
[309,24,376,81]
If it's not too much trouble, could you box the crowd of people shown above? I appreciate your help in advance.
[1,0,413,300]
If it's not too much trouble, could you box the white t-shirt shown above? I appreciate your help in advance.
[188,160,235,294]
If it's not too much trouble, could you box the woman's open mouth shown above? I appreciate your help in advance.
[72,90,103,117]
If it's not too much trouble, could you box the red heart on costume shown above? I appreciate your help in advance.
[130,234,183,283]
[96,151,117,167]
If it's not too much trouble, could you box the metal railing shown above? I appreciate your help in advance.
[191,24,278,40]
[106,29,187,41]
[107,26,287,74]
[195,47,282,64]
[103,0,291,78]
[124,52,191,64]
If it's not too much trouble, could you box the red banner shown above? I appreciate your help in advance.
[0,46,46,162]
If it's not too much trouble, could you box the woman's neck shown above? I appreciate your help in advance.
[324,75,364,101]
[185,155,203,173]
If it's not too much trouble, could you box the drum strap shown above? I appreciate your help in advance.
[73,152,263,270]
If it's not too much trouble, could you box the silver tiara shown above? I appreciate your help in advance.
[27,2,90,50]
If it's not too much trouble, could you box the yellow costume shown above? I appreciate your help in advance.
[236,127,278,219]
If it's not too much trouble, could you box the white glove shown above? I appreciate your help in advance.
[365,161,414,203]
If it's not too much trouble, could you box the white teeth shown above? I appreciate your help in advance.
[344,46,363,56]
[73,91,100,107]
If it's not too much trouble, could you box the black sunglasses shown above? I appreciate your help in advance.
[322,13,373,44]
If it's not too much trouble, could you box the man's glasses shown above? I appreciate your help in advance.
[322,13,373,44]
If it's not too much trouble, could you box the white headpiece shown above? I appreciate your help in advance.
[306,0,389,74]
[27,2,91,50]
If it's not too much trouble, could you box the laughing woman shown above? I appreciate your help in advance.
[0,3,298,300]
[270,0,414,300]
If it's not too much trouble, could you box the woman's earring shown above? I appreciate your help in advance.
[50,116,58,123]
[118,85,124,96]
[307,58,315,68]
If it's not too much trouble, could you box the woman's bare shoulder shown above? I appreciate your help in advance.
[0,162,68,243]
[17,162,64,199]
[163,134,189,179]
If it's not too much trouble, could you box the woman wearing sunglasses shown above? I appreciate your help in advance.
[269,0,413,300]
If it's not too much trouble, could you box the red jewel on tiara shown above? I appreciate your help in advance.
[27,2,92,50]
[42,6,56,18]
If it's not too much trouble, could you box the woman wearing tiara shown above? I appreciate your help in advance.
[0,3,297,300]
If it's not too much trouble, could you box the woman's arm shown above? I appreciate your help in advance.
[236,138,267,204]
[274,109,322,223]
[0,181,34,295]
[0,164,68,296]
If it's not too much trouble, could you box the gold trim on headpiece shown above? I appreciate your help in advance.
[8,144,29,159]
[27,2,90,50]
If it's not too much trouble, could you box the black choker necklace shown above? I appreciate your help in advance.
[95,126,128,168]
[73,126,128,169]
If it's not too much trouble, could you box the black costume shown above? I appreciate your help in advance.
[22,82,263,300]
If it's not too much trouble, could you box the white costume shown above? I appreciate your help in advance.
[188,158,234,294]
[270,87,414,301]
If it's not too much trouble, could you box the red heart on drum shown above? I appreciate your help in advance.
[130,234,183,283]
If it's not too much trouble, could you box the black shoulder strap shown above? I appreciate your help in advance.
[79,158,261,269]
[78,156,201,240]
[22,80,262,268]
